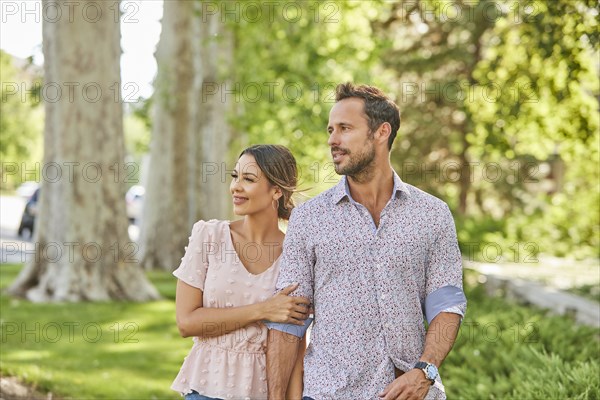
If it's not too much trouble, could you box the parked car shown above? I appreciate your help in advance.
[126,185,145,223]
[18,187,40,237]
[16,181,39,198]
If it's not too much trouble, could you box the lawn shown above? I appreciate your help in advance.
[0,265,185,399]
[1,264,598,399]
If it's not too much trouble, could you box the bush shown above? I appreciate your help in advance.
[444,271,600,399]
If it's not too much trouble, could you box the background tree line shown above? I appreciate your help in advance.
[1,0,597,301]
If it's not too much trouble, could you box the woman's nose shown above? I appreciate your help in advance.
[230,177,241,192]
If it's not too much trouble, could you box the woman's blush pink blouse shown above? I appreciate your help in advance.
[171,220,281,400]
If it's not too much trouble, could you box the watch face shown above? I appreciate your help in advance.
[425,364,438,380]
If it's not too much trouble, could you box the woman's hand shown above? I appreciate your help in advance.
[261,283,311,325]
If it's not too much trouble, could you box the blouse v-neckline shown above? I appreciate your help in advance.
[225,222,282,277]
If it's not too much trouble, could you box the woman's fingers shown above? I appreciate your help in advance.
[285,316,304,325]
[293,296,311,306]
[280,282,299,295]
[279,286,310,306]
[291,311,308,320]
[291,305,309,315]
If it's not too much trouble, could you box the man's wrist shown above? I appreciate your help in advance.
[414,367,434,385]
[413,361,438,384]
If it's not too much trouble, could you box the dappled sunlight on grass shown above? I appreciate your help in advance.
[0,263,182,399]
[5,350,52,361]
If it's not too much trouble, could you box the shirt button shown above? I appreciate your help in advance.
[381,294,386,300]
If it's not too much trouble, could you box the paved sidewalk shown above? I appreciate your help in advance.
[465,256,600,290]
[465,257,600,327]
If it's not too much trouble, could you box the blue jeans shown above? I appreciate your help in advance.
[303,398,315,400]
[184,390,222,400]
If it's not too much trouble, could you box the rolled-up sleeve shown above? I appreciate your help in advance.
[424,205,467,324]
[265,207,315,337]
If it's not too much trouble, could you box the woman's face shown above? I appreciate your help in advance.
[230,154,280,216]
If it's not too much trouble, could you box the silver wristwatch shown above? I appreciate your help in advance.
[413,361,438,384]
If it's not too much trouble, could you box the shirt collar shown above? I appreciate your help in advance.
[332,170,411,205]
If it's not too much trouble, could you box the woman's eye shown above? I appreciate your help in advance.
[245,178,254,182]
[231,173,238,179]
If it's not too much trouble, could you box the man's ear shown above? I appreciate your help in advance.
[376,122,392,145]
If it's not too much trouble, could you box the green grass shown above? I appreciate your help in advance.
[1,264,186,399]
[1,265,599,399]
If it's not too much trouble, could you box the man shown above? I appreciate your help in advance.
[265,83,466,400]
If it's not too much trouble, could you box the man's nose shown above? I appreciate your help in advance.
[327,130,339,146]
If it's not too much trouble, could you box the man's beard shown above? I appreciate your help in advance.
[332,139,376,181]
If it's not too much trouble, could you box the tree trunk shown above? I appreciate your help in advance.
[191,5,235,223]
[138,0,194,270]
[140,3,235,271]
[8,0,159,302]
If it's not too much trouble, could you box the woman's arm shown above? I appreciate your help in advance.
[285,335,307,400]
[175,280,310,338]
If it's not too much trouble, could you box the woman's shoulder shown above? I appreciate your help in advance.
[194,218,227,226]
[191,219,229,236]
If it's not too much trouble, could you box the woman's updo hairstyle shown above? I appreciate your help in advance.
[238,145,298,220]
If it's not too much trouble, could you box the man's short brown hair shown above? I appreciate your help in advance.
[335,83,400,150]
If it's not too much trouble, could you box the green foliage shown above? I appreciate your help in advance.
[473,0,599,154]
[227,1,387,193]
[444,270,600,398]
[371,0,599,259]
[123,99,152,157]
[0,50,44,189]
[465,0,600,260]
[124,112,151,156]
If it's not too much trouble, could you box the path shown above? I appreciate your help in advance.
[465,257,600,327]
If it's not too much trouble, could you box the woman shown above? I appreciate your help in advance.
[171,145,310,400]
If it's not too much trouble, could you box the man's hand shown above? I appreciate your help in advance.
[378,369,431,400]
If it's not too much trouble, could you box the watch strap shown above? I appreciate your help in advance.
[414,361,428,370]
[413,361,436,383]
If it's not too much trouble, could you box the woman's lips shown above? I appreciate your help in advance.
[233,196,248,205]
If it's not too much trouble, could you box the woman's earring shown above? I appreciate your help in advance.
[272,198,279,210]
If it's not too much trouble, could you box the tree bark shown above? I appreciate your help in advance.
[138,0,195,270]
[8,0,160,302]
[191,5,235,223]
[139,3,235,271]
